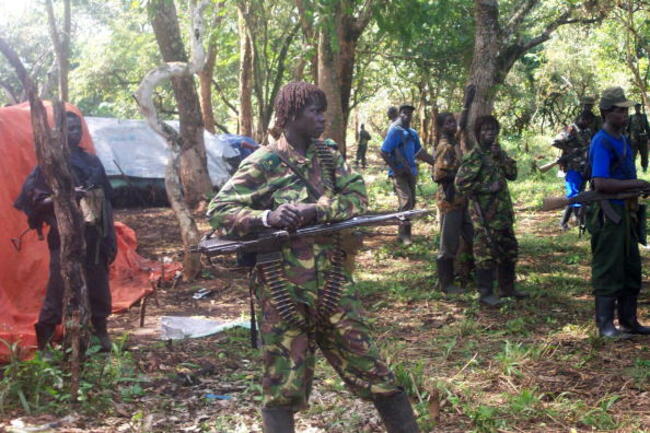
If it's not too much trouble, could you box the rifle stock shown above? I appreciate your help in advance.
[538,160,559,173]
[541,188,650,211]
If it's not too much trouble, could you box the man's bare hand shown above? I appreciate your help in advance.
[268,204,302,231]
[488,180,503,193]
[293,203,318,226]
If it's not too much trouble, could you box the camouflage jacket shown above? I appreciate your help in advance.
[455,145,517,230]
[552,124,591,172]
[207,136,367,297]
[628,113,650,139]
[433,136,467,214]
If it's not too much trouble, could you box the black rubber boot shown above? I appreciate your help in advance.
[497,261,529,299]
[34,322,56,351]
[91,317,112,352]
[560,207,573,231]
[373,391,420,433]
[437,257,464,294]
[261,407,295,433]
[477,267,503,307]
[398,223,412,245]
[617,296,650,335]
[595,296,632,338]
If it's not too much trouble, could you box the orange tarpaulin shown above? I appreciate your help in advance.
[0,102,170,362]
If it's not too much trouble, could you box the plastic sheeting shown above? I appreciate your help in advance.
[0,103,171,362]
[85,117,240,187]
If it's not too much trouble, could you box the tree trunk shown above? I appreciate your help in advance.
[0,36,89,399]
[318,27,346,155]
[149,0,212,207]
[238,8,253,138]
[198,42,217,134]
[467,0,501,141]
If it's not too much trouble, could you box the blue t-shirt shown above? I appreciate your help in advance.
[590,129,636,205]
[590,130,636,180]
[381,126,422,176]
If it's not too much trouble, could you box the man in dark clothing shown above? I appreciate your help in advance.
[586,87,650,338]
[355,124,372,168]
[581,95,602,136]
[14,111,117,352]
[381,104,436,244]
[627,103,650,172]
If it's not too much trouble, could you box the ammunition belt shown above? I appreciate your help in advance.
[317,233,347,318]
[314,141,337,193]
[256,251,307,330]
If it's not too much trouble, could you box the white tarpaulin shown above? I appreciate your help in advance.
[85,117,240,187]
[160,316,250,340]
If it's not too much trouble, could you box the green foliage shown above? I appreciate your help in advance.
[0,335,144,415]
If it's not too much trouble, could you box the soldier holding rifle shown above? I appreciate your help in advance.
[207,82,419,433]
[551,113,592,231]
[455,114,529,306]
[584,87,650,338]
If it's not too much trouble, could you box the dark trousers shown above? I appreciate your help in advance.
[588,203,642,297]
[38,229,112,325]
[355,144,367,167]
[438,207,473,259]
[632,136,648,171]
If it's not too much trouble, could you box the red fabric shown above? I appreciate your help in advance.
[0,102,175,362]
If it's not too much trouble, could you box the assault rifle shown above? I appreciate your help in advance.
[542,187,650,224]
[194,209,430,257]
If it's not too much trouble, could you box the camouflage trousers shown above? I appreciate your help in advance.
[472,223,518,270]
[256,275,400,410]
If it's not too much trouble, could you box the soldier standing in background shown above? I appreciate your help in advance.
[355,123,372,169]
[208,82,420,433]
[627,103,650,173]
[581,95,602,137]
[433,111,473,294]
[381,104,436,244]
[552,113,592,231]
[455,115,529,306]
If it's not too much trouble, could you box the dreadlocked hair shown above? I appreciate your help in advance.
[269,82,327,139]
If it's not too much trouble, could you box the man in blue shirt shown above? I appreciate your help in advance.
[587,87,650,338]
[381,104,435,244]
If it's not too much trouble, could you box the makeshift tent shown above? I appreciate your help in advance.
[0,103,171,362]
[85,117,245,207]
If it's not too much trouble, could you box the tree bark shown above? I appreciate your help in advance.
[318,25,346,154]
[237,7,253,138]
[198,42,217,134]
[0,35,88,399]
[138,0,211,280]
[149,0,212,207]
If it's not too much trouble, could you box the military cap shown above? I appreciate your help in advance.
[398,104,415,113]
[581,96,596,105]
[599,87,636,110]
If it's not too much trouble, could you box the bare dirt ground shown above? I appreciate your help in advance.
[1,202,649,433]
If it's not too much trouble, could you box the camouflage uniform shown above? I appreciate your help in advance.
[208,136,400,410]
[628,112,650,171]
[433,136,473,289]
[455,145,518,270]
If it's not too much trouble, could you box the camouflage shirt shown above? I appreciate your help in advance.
[207,136,367,301]
[628,113,650,139]
[455,145,517,230]
[433,135,467,214]
[552,124,591,172]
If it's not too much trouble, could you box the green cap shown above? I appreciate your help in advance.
[581,96,596,105]
[599,87,636,110]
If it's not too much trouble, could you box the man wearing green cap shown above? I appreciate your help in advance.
[381,104,435,244]
[627,103,650,172]
[586,86,650,338]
